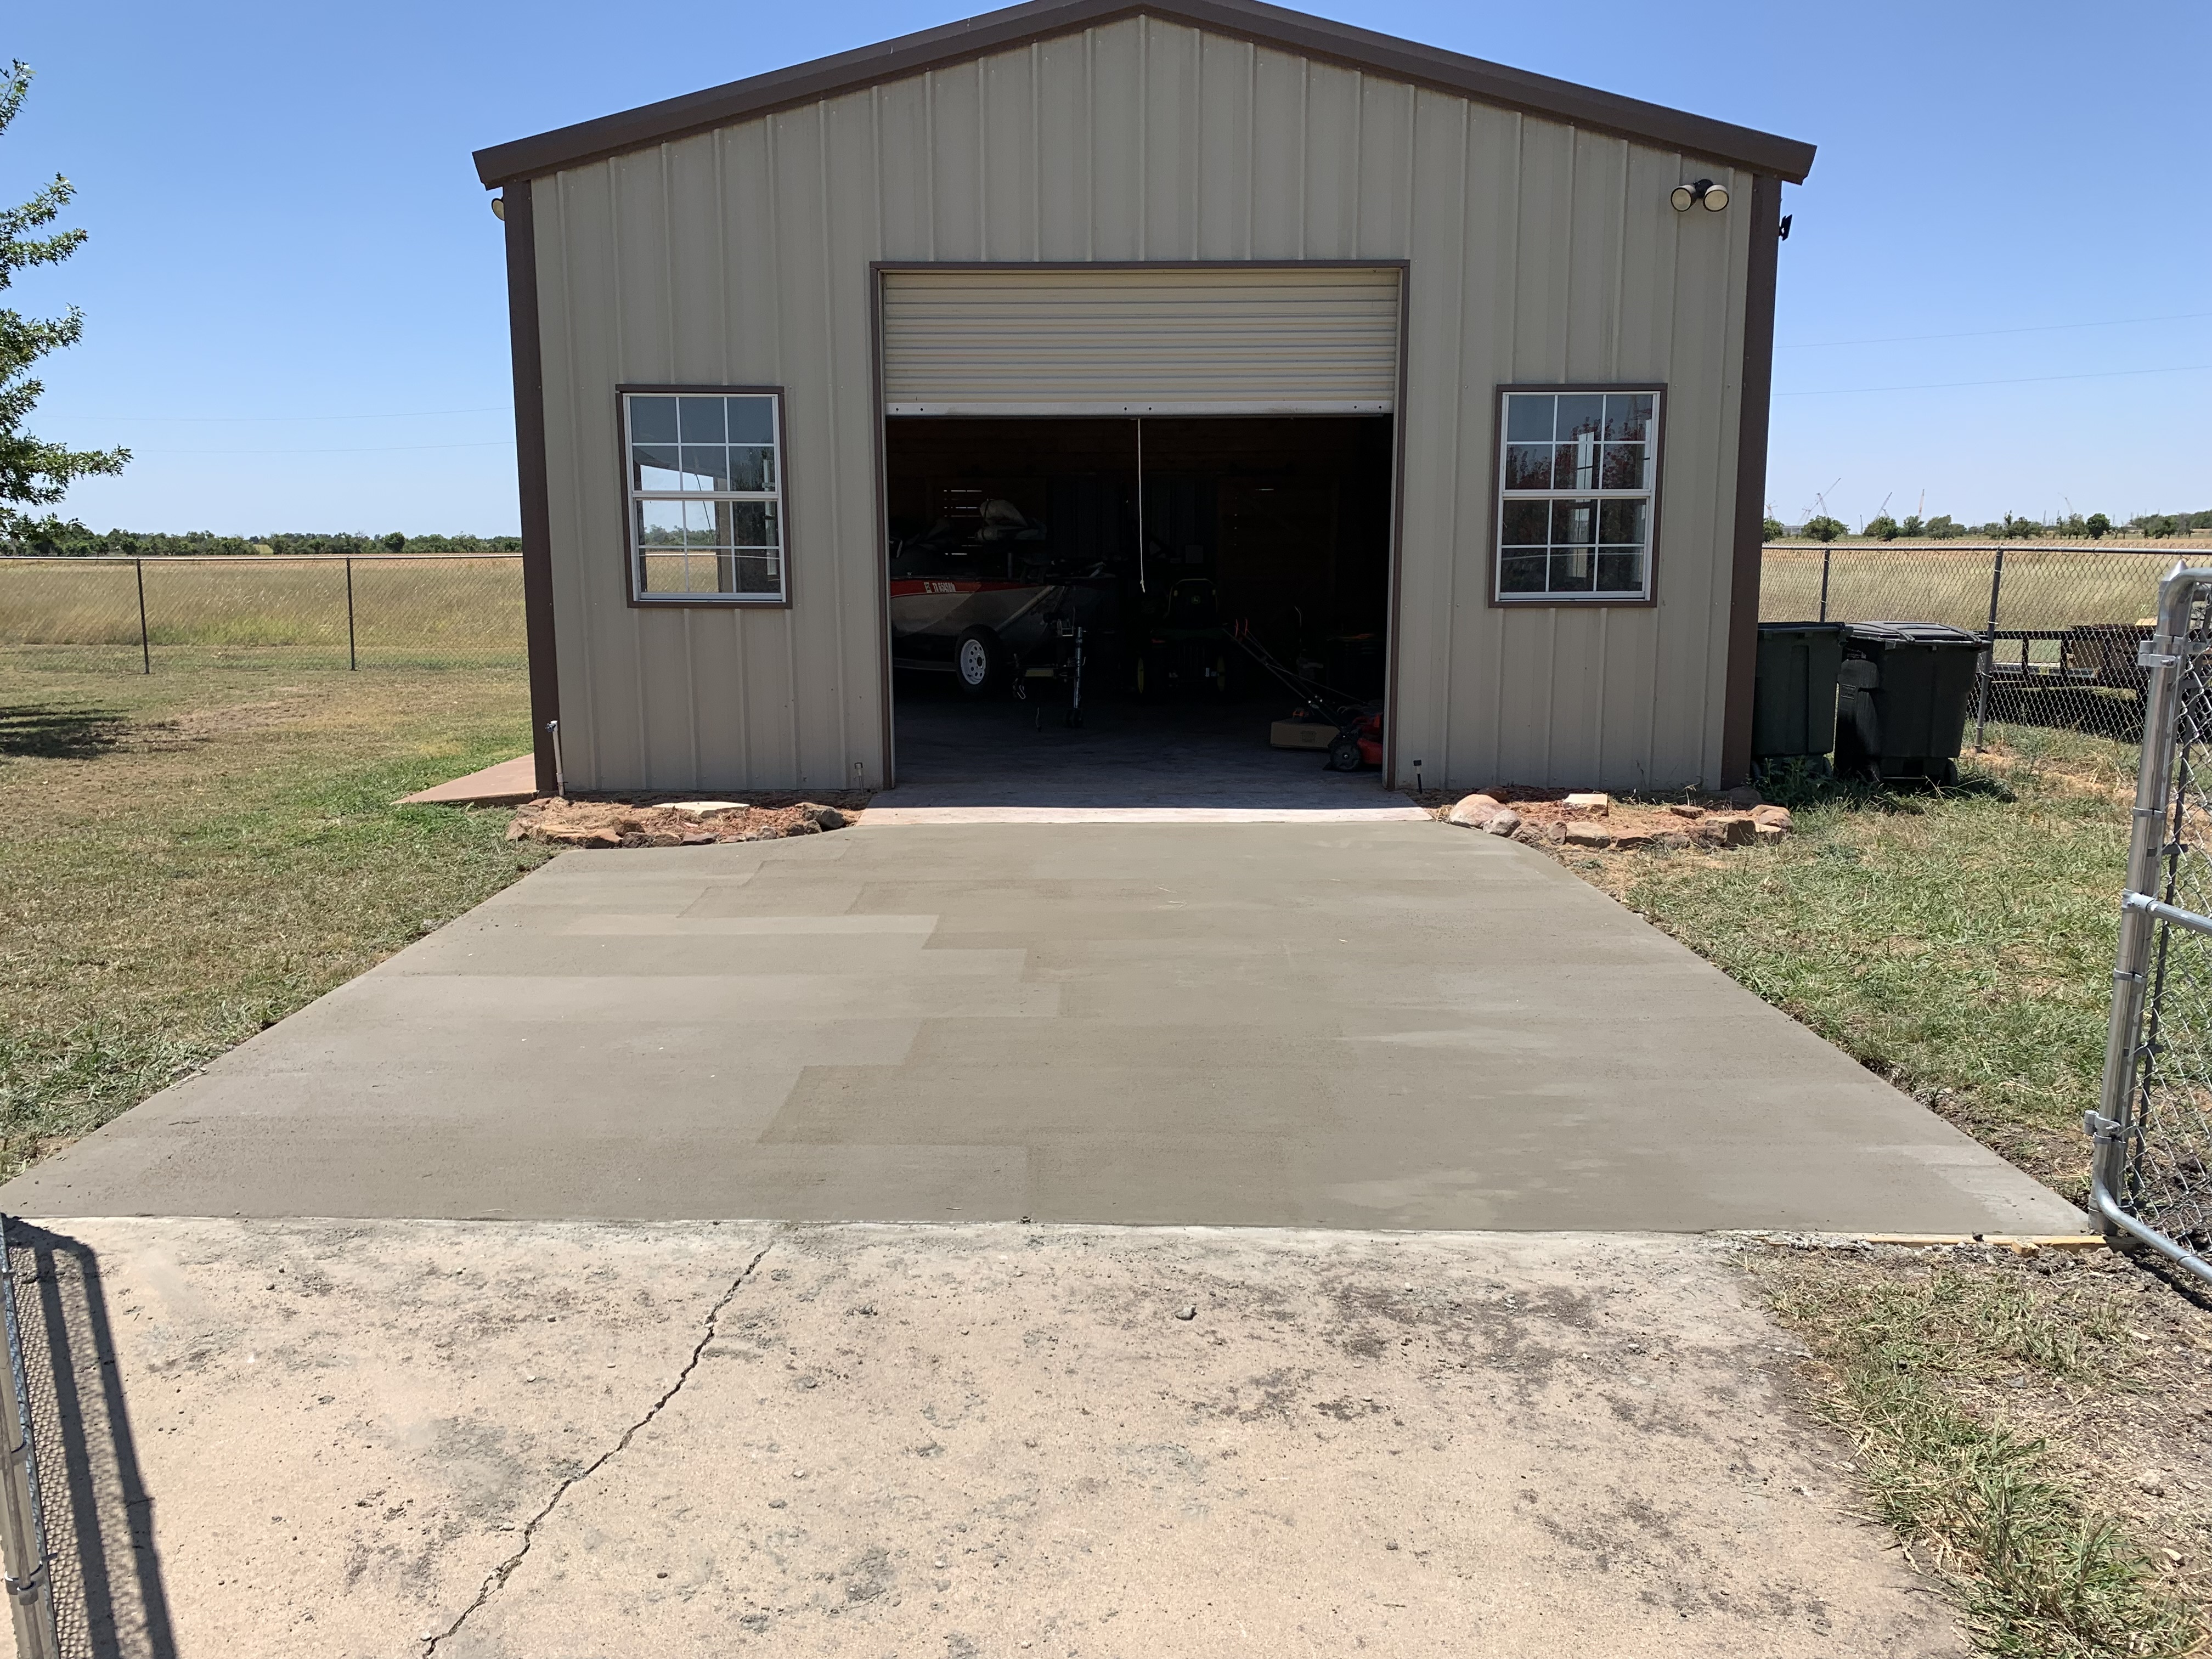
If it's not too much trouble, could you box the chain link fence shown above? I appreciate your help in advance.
[1762,542,2180,745]
[0,555,526,675]
[2094,566,2212,1281]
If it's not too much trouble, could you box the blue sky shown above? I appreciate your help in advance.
[7,1,2207,535]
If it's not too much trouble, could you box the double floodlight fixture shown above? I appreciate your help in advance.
[1669,178,1729,213]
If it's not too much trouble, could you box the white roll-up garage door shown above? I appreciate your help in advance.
[879,267,1401,416]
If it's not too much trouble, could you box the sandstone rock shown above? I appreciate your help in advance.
[1446,792,1504,828]
[664,799,747,816]
[1654,830,1692,850]
[680,832,716,846]
[1481,807,1522,837]
[1755,823,1786,843]
[1695,813,1756,848]
[1664,802,1705,819]
[1750,804,1793,831]
[1564,821,1613,849]
[1725,785,1763,809]
[1512,820,1564,847]
[1611,828,1655,851]
[586,829,621,848]
[1564,792,1611,817]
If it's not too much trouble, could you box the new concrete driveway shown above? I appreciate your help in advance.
[1,820,2077,1233]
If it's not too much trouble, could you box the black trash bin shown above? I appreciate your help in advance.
[1752,622,1847,773]
[1835,621,1985,783]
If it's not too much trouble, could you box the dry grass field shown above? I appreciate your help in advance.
[0,555,526,670]
[1760,544,2175,636]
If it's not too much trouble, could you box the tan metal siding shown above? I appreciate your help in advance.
[532,14,1754,793]
[881,267,1401,415]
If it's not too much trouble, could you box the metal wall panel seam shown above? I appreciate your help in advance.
[765,115,801,779]
[1084,30,1096,262]
[1243,41,1256,257]
[559,170,603,789]
[871,88,894,785]
[713,123,754,786]
[1487,110,1523,776]
[1189,27,1203,255]
[815,99,850,787]
[658,144,704,788]
[977,58,990,258]
[1031,43,1043,257]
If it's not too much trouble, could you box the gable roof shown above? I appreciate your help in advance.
[472,0,1815,189]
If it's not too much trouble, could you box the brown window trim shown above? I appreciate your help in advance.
[1485,381,1668,611]
[616,383,795,611]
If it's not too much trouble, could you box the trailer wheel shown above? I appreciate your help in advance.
[1325,734,1363,772]
[954,627,1009,697]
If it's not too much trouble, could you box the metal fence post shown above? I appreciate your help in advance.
[345,557,357,671]
[1972,546,2005,752]
[0,1221,61,1659]
[1817,546,1831,622]
[2090,565,2212,1279]
[134,558,150,675]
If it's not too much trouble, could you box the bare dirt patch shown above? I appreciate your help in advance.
[506,792,871,848]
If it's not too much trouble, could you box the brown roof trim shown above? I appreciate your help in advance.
[1720,173,1784,788]
[472,0,1814,187]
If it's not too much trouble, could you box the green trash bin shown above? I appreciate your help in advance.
[1835,620,1986,783]
[1752,622,1847,772]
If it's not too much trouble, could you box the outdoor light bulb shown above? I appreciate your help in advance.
[1670,183,1696,212]
[1701,182,1730,212]
[491,196,506,221]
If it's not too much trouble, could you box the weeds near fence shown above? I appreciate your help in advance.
[1754,1249,2202,1659]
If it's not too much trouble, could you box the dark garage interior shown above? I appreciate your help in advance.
[884,416,1397,798]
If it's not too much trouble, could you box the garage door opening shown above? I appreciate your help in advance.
[885,414,1396,801]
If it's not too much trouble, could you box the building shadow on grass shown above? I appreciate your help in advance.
[0,707,127,760]
[6,1224,177,1659]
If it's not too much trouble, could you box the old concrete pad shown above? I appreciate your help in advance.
[398,754,537,806]
[12,1218,1965,1659]
[0,822,2078,1232]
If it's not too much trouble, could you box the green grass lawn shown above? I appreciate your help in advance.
[0,661,548,1176]
[1582,725,2138,1203]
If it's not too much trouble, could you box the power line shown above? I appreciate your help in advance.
[1779,311,2212,349]
[1776,363,2212,397]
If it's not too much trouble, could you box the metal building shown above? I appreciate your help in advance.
[473,0,1814,796]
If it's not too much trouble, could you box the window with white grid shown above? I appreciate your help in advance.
[623,390,786,604]
[1494,388,1660,603]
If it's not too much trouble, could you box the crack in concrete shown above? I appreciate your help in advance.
[421,1233,781,1655]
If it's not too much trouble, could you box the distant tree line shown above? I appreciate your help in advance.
[1761,509,2212,544]
[0,520,523,557]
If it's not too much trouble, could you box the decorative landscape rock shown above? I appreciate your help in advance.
[507,797,853,848]
[1439,787,1788,857]
[1446,793,1505,828]
[1693,812,1757,848]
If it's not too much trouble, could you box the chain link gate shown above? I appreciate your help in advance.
[2093,565,2212,1279]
